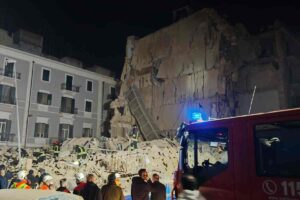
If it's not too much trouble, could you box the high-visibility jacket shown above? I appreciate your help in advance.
[40,183,50,190]
[77,147,87,156]
[11,180,31,189]
[53,145,60,153]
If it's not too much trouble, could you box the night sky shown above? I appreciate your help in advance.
[0,0,299,78]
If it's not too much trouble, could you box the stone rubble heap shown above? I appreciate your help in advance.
[0,138,179,195]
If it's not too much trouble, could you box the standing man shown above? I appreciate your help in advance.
[131,169,152,200]
[74,173,86,195]
[81,174,102,200]
[0,167,8,189]
[101,173,125,200]
[150,174,166,200]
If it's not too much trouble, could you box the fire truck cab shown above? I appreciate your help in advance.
[175,108,300,200]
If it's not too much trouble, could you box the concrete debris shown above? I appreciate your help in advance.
[0,138,179,195]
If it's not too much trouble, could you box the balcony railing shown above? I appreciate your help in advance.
[0,69,21,79]
[0,95,16,105]
[61,83,80,92]
[60,107,78,114]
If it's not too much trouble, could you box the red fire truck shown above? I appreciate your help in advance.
[173,108,300,199]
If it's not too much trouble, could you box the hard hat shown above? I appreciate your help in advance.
[108,173,120,182]
[43,175,53,183]
[17,170,27,180]
[75,173,85,181]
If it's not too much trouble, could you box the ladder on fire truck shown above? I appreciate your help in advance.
[124,85,161,141]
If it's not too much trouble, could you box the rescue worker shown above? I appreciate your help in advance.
[38,168,47,184]
[40,175,53,190]
[10,170,31,189]
[52,141,61,158]
[75,145,87,160]
[101,173,125,200]
[74,172,86,195]
[129,125,139,150]
[56,178,70,193]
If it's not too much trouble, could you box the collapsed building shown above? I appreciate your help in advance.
[111,8,300,139]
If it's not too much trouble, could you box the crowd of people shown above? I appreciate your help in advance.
[0,164,205,200]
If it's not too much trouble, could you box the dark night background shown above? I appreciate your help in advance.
[0,0,299,78]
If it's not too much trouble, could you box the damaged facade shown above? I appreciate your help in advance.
[112,8,300,139]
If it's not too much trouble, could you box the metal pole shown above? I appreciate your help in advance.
[24,61,34,148]
[248,85,257,114]
[14,62,21,164]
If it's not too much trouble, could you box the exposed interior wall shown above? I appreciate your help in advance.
[111,9,300,139]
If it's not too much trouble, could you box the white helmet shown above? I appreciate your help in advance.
[17,170,27,180]
[75,173,85,181]
[43,175,53,183]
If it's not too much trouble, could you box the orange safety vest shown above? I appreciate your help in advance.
[40,184,50,190]
[12,180,31,189]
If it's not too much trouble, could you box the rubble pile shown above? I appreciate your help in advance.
[0,138,179,195]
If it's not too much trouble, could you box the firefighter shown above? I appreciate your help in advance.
[10,170,31,189]
[129,125,139,151]
[52,141,61,158]
[74,145,87,160]
[40,175,53,190]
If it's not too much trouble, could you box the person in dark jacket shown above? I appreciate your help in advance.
[56,178,71,193]
[27,170,39,189]
[81,174,102,200]
[38,168,47,184]
[0,168,8,189]
[131,169,152,200]
[101,173,125,200]
[150,174,166,200]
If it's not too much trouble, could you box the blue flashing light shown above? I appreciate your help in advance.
[188,107,209,123]
[191,112,202,121]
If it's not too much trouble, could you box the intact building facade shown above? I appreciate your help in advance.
[0,35,116,147]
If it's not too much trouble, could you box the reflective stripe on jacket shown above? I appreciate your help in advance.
[12,180,31,189]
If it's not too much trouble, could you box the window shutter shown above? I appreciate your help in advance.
[5,120,11,141]
[61,97,66,112]
[69,125,73,138]
[10,87,16,104]
[37,93,42,104]
[44,124,49,138]
[47,94,52,105]
[71,99,75,113]
[58,124,63,141]
[34,123,38,137]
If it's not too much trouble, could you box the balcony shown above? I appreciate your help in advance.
[0,69,21,79]
[59,107,78,114]
[61,83,80,93]
[0,95,16,105]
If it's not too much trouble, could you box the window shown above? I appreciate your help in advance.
[255,121,300,178]
[87,81,93,92]
[0,119,11,141]
[42,68,50,82]
[60,97,76,114]
[85,100,92,112]
[0,84,16,104]
[110,86,116,99]
[37,92,52,105]
[34,123,49,138]
[183,128,229,185]
[59,124,73,141]
[82,128,93,137]
[4,59,15,78]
